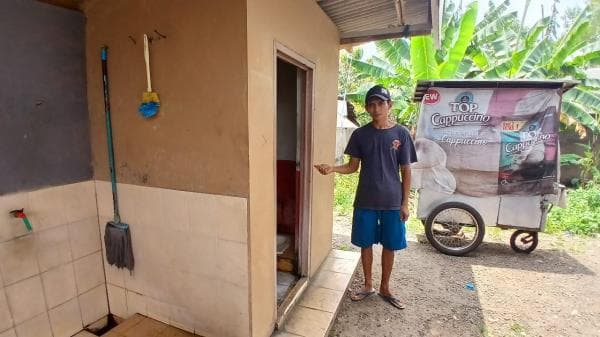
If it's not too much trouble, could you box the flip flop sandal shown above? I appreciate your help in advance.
[349,288,375,301]
[378,293,406,309]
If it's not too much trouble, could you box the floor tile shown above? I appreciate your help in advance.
[298,287,344,313]
[283,306,333,337]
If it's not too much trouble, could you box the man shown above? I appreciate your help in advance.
[315,85,417,309]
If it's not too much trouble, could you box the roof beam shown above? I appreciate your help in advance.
[394,0,405,26]
[340,23,431,44]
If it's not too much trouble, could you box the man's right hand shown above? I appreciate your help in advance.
[314,164,333,175]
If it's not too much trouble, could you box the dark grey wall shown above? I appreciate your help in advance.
[0,0,91,195]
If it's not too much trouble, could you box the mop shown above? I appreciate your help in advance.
[138,34,160,118]
[101,46,135,271]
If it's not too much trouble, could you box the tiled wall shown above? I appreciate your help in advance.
[95,181,250,337]
[0,182,108,337]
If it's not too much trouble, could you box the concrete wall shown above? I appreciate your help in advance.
[0,182,107,337]
[95,181,248,337]
[247,0,340,336]
[0,0,92,196]
[0,3,105,336]
[84,1,251,336]
[85,0,249,197]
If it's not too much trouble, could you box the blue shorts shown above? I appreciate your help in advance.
[351,208,407,251]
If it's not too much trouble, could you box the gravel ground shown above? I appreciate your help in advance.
[329,215,600,337]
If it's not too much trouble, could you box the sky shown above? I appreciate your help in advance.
[361,0,589,58]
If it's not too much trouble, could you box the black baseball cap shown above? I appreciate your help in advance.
[365,85,391,104]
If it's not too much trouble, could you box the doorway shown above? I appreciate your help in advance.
[275,46,314,319]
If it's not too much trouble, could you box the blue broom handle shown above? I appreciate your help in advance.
[101,46,121,223]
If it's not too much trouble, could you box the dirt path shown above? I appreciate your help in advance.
[329,215,600,337]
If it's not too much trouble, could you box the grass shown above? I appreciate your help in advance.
[335,173,600,238]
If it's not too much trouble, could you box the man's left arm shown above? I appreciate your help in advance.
[400,165,411,221]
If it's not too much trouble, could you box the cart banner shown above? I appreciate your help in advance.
[413,87,560,196]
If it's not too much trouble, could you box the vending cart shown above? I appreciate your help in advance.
[411,80,576,256]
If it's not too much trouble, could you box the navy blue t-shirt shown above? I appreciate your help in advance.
[344,123,417,210]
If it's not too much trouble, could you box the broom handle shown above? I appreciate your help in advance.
[101,46,121,223]
[144,34,152,92]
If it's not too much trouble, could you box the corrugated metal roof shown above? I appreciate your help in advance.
[317,0,436,44]
[412,80,579,102]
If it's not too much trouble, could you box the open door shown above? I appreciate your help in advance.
[275,45,314,324]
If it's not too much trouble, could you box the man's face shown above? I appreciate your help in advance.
[365,98,392,119]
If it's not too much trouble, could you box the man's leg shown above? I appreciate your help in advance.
[361,246,373,290]
[377,210,406,309]
[350,209,377,300]
[379,248,394,296]
[350,246,374,301]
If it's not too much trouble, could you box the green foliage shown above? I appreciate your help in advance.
[333,172,358,216]
[338,0,600,134]
[547,183,600,235]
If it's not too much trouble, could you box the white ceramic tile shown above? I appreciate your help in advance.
[174,271,216,315]
[5,276,46,324]
[62,181,97,223]
[272,332,304,337]
[329,249,360,260]
[73,331,97,337]
[215,196,248,243]
[283,306,333,337]
[41,263,77,309]
[160,189,190,233]
[106,284,127,319]
[14,312,52,337]
[187,193,218,238]
[136,227,176,269]
[73,251,104,294]
[94,180,114,218]
[132,185,164,229]
[298,286,344,313]
[0,289,13,331]
[0,236,38,286]
[123,263,145,295]
[0,329,16,337]
[215,239,248,287]
[311,270,350,292]
[170,304,195,333]
[177,231,217,278]
[126,290,147,316]
[79,285,108,326]
[48,297,82,337]
[141,265,175,304]
[146,297,170,324]
[27,185,67,231]
[69,217,101,260]
[320,257,358,275]
[0,192,30,242]
[34,225,72,273]
[216,281,249,337]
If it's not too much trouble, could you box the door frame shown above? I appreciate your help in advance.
[273,41,315,325]
[274,41,315,278]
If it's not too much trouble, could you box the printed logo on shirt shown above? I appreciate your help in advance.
[391,139,401,150]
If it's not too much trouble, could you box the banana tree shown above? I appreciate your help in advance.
[471,6,600,136]
[338,0,600,133]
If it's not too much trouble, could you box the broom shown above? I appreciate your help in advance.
[101,46,135,271]
[138,34,160,118]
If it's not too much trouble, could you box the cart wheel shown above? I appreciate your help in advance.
[424,202,485,256]
[510,230,538,254]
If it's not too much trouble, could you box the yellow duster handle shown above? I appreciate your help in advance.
[144,34,152,92]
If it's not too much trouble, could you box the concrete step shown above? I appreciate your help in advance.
[272,249,360,337]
